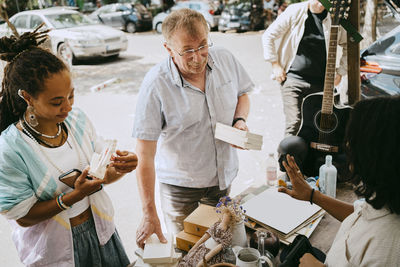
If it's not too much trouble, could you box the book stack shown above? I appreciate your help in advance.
[133,233,181,267]
[176,204,220,252]
[242,187,325,244]
[215,122,263,150]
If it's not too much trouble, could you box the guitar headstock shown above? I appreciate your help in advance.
[329,0,351,25]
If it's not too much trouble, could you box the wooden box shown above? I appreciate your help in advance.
[176,230,201,252]
[183,204,220,237]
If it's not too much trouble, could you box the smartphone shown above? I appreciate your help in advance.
[59,169,81,188]
[58,169,103,194]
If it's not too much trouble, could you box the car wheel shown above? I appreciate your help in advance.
[155,22,162,34]
[57,42,76,66]
[126,22,137,33]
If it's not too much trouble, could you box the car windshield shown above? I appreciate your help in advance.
[45,13,95,29]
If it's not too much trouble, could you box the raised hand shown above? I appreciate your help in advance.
[278,154,312,201]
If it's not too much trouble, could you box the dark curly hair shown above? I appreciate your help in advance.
[0,25,67,132]
[345,96,400,214]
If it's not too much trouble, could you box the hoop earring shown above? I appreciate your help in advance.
[18,89,24,99]
[26,105,39,127]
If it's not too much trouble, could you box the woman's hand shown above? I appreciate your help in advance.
[73,168,103,199]
[278,154,312,201]
[110,150,138,174]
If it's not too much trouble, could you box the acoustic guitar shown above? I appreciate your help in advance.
[296,0,352,179]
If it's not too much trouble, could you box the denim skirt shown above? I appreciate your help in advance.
[72,218,130,267]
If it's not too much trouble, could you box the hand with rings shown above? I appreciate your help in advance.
[278,154,313,202]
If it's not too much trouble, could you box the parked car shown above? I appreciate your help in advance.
[0,7,128,65]
[360,25,400,98]
[89,3,152,33]
[218,2,252,33]
[152,1,220,33]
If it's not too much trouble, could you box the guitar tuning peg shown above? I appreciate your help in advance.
[346,6,350,11]
[343,14,348,19]
[340,7,344,11]
[348,0,352,4]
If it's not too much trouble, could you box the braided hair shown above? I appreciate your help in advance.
[0,25,68,132]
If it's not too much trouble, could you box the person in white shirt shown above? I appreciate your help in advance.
[279,96,400,267]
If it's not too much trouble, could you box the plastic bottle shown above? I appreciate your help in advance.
[266,153,277,186]
[318,155,337,198]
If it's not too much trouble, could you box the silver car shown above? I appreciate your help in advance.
[152,1,220,34]
[0,7,128,64]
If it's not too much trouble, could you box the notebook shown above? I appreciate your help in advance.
[242,188,322,236]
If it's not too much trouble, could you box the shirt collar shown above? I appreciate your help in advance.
[359,201,392,221]
[168,52,215,88]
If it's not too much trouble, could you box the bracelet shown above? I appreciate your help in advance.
[232,117,246,126]
[56,193,71,210]
[309,188,315,205]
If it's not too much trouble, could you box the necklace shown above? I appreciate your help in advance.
[20,120,86,174]
[23,112,62,139]
[20,120,63,148]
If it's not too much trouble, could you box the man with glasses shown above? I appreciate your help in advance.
[132,8,254,248]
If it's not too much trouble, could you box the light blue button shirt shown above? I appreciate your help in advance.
[132,47,254,190]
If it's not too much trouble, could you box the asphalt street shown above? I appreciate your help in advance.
[0,31,285,265]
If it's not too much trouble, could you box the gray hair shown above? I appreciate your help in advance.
[162,8,209,42]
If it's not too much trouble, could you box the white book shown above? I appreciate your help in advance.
[143,233,174,264]
[215,122,263,150]
[216,122,263,141]
[216,132,263,146]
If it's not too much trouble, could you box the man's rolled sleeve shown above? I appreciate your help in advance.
[229,51,254,96]
[132,84,162,141]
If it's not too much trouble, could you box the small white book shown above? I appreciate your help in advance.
[143,233,174,264]
[215,122,263,150]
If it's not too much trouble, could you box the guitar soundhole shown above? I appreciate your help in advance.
[313,111,338,134]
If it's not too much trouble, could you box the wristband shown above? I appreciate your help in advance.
[309,188,315,205]
[232,117,246,126]
[56,193,71,210]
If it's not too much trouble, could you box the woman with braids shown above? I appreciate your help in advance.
[279,96,400,266]
[0,29,138,266]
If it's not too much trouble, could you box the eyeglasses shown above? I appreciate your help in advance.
[175,42,213,57]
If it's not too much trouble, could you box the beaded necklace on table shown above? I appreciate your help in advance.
[19,120,86,174]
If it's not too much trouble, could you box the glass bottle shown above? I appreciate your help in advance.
[319,155,337,198]
[266,153,277,186]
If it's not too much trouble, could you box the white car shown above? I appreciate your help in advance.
[0,7,128,64]
[153,1,220,34]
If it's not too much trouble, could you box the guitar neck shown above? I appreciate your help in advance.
[321,26,339,115]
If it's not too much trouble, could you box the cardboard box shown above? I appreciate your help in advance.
[183,204,220,237]
[176,231,201,252]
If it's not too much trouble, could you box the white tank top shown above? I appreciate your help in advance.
[21,131,90,218]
